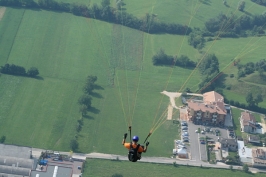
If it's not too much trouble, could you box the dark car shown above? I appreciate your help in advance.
[182,127,188,130]
[215,132,219,136]
[181,122,188,126]
[200,140,205,144]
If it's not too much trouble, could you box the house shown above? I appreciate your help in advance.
[252,148,266,167]
[240,111,257,133]
[187,91,227,125]
[219,138,238,151]
[248,135,261,144]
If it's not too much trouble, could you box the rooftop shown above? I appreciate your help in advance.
[252,149,266,164]
[203,91,224,103]
[237,141,253,163]
[0,165,31,177]
[188,102,226,115]
[220,138,238,145]
[249,135,261,142]
[241,112,256,126]
[0,144,31,159]
[30,165,72,177]
[0,156,34,169]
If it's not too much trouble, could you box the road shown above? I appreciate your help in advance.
[31,148,266,173]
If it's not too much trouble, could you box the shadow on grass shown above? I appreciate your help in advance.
[83,115,94,120]
[35,76,44,80]
[94,84,104,90]
[200,0,211,5]
[244,11,253,16]
[88,107,100,114]
[90,92,103,98]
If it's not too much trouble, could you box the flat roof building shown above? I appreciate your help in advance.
[0,144,32,159]
[30,165,72,177]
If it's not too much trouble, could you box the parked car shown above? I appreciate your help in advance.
[183,139,189,142]
[182,132,189,136]
[182,127,188,130]
[200,140,205,144]
[181,122,188,126]
[215,132,219,136]
[195,129,199,133]
[201,130,205,134]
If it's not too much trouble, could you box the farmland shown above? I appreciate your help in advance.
[0,0,266,156]
[0,8,191,154]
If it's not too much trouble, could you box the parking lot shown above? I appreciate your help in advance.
[181,121,231,162]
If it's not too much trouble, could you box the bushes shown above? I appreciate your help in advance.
[0,64,39,77]
[152,49,196,68]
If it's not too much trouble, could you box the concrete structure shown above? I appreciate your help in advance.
[0,144,32,159]
[177,147,188,159]
[187,91,227,125]
[238,141,253,164]
[248,135,261,144]
[219,138,238,151]
[0,144,33,177]
[240,111,257,133]
[0,156,34,169]
[31,165,72,177]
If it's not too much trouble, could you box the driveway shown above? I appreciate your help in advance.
[187,121,207,162]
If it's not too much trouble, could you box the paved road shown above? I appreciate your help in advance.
[31,148,266,173]
[187,121,201,161]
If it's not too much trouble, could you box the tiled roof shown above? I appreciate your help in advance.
[188,102,226,115]
[203,91,224,103]
[241,112,256,126]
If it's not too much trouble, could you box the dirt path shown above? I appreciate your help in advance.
[0,7,6,21]
[161,90,182,109]
[167,104,173,120]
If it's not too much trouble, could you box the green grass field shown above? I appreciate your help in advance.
[0,0,266,156]
[231,108,243,137]
[82,159,266,177]
[0,8,194,154]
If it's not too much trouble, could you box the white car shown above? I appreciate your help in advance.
[201,130,205,134]
[195,130,199,133]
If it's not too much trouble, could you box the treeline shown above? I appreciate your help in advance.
[237,59,266,78]
[251,0,266,6]
[71,75,98,151]
[198,54,220,91]
[0,63,39,77]
[152,49,196,68]
[0,0,191,35]
[205,13,266,37]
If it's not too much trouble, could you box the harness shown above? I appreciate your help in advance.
[128,143,141,162]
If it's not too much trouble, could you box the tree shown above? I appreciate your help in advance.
[258,68,264,78]
[101,0,110,8]
[78,95,92,109]
[238,1,246,11]
[0,136,6,143]
[242,164,249,173]
[246,92,254,107]
[70,139,78,151]
[83,82,94,94]
[79,104,88,116]
[27,67,39,77]
[254,93,263,106]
